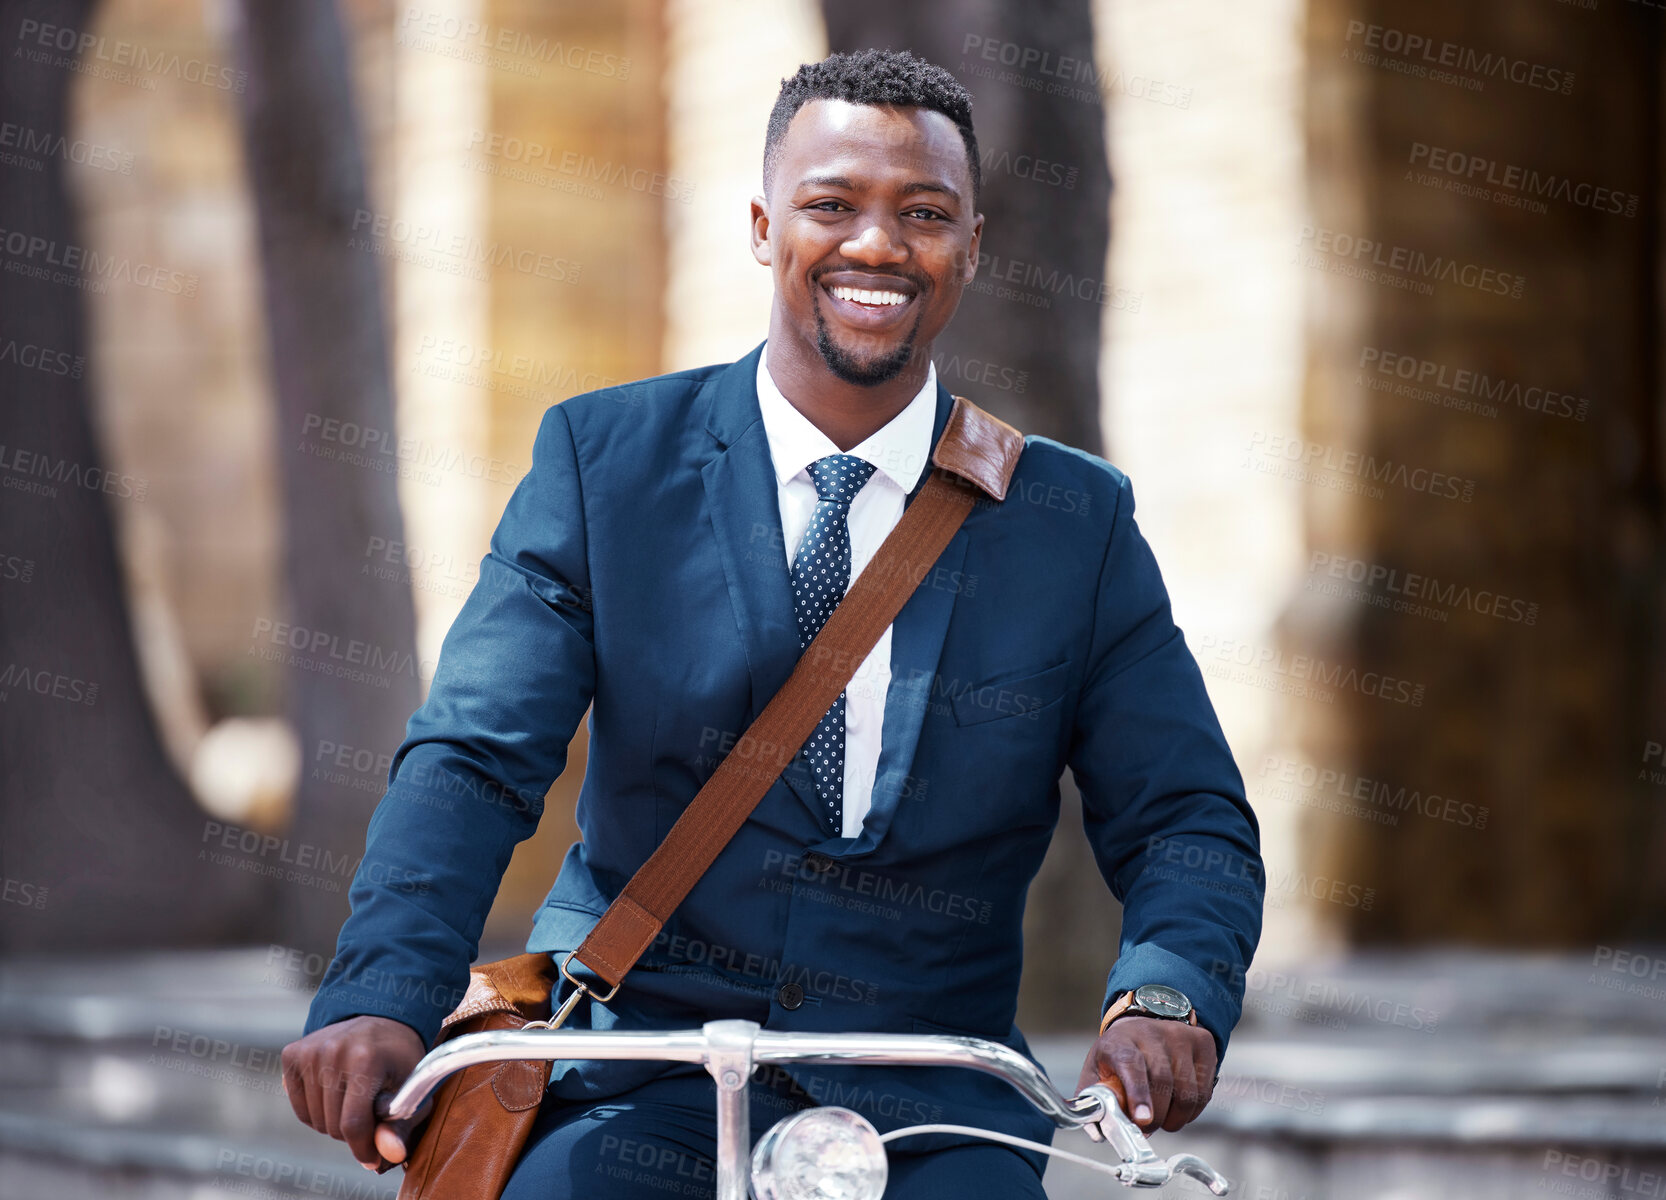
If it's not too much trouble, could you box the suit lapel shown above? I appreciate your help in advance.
[850,384,964,854]
[851,529,968,854]
[698,344,820,819]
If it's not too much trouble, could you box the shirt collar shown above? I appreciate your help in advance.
[755,343,937,494]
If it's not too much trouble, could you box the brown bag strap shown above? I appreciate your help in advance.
[564,395,1023,1003]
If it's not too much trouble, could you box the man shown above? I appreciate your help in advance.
[283,49,1263,1198]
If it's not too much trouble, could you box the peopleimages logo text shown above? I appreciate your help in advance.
[1298,225,1524,299]
[1344,21,1574,94]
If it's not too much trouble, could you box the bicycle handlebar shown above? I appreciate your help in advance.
[384,1024,1099,1127]
[378,1020,1230,1194]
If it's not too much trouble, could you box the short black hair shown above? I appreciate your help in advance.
[764,48,981,209]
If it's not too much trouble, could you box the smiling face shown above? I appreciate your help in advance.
[752,99,982,390]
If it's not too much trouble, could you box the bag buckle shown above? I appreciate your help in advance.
[528,949,622,1031]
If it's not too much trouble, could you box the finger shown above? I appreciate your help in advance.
[1079,1046,1129,1108]
[375,1119,413,1165]
[303,1054,332,1143]
[1109,1041,1153,1127]
[281,1046,316,1130]
[1193,1037,1218,1112]
[1160,1040,1197,1132]
[320,1060,350,1143]
[375,1095,431,1166]
[1075,1050,1097,1097]
[338,1070,384,1168]
[1141,1034,1174,1131]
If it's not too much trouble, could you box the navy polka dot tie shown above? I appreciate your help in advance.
[790,454,877,836]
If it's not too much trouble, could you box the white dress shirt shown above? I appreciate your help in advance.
[755,344,937,837]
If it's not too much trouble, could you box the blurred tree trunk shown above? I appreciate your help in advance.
[821,0,1111,452]
[1299,0,1663,944]
[233,0,420,956]
[819,2,1115,1030]
[0,0,273,949]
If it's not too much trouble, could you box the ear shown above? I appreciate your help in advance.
[750,195,772,266]
[961,213,984,285]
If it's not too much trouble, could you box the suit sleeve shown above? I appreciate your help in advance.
[304,404,597,1046]
[1066,472,1263,1060]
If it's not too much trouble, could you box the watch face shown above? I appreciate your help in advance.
[1134,983,1192,1019]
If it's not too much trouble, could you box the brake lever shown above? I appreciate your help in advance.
[1075,1083,1231,1194]
[1077,1083,1157,1161]
[1164,1152,1232,1196]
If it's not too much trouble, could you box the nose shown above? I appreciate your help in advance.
[840,217,908,266]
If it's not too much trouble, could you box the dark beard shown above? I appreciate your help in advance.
[811,291,924,387]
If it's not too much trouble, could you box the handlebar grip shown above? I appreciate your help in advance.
[1100,1072,1129,1114]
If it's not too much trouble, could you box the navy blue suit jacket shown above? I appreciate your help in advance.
[305,341,1263,1153]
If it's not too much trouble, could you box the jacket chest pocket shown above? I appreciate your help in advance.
[948,660,1071,727]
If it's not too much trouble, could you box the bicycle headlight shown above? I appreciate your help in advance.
[750,1106,888,1200]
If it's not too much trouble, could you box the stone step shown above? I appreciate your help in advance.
[0,1111,399,1200]
[5,948,1666,1199]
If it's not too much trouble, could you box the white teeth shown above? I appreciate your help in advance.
[830,285,908,307]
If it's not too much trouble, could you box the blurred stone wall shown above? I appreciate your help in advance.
[473,0,669,940]
[1015,0,1313,1028]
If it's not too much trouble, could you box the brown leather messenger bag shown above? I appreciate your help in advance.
[391,395,1024,1200]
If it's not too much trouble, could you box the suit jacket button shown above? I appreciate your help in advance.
[804,853,834,873]
[777,982,805,1010]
